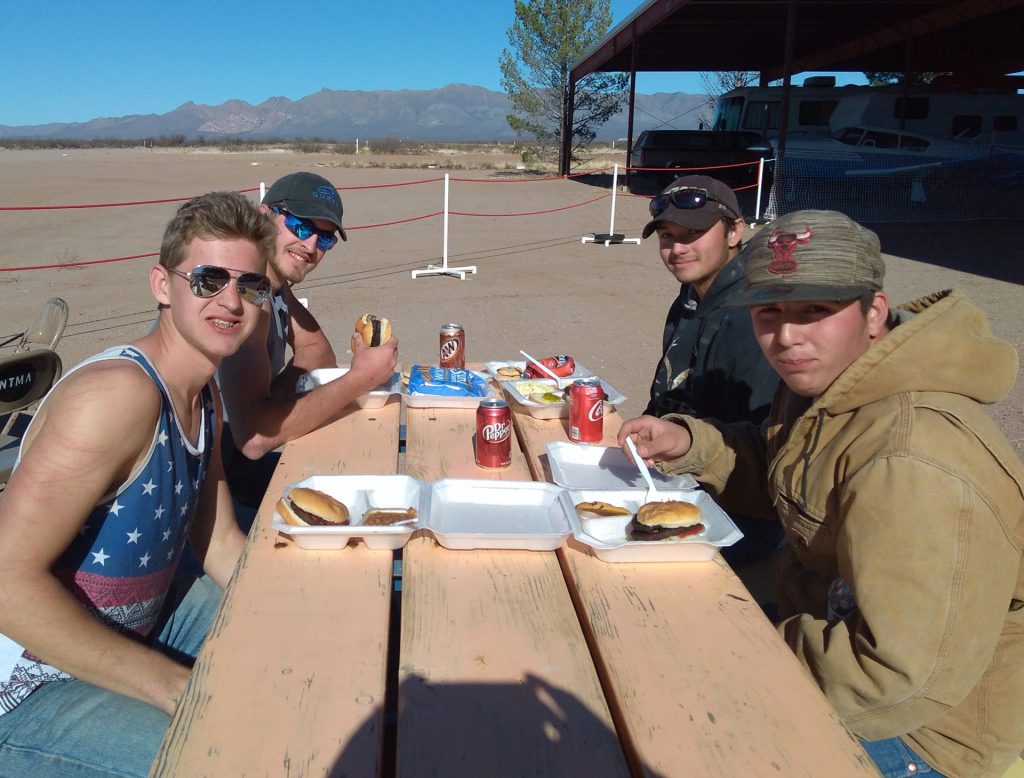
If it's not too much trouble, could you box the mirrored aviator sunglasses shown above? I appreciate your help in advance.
[270,206,339,251]
[168,265,272,306]
[649,187,717,218]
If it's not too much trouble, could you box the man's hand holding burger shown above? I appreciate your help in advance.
[617,415,693,466]
[348,314,398,395]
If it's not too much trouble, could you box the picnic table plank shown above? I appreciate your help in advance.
[506,402,879,777]
[151,400,402,777]
[397,403,631,777]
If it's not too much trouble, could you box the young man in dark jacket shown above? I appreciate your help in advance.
[643,175,781,566]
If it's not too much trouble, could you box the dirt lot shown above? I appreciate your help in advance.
[1,147,1021,453]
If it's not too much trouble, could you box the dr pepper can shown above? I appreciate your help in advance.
[568,376,604,443]
[439,323,466,369]
[476,398,512,469]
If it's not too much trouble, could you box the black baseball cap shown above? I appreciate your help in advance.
[263,172,346,241]
[642,175,741,239]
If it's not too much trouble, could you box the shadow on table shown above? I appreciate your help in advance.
[331,672,668,777]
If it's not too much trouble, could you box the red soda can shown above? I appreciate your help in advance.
[439,323,466,369]
[568,377,604,443]
[476,398,512,469]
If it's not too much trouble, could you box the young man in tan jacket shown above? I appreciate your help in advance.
[619,210,1024,778]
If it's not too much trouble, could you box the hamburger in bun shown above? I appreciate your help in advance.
[277,487,351,527]
[355,314,392,347]
[626,500,704,541]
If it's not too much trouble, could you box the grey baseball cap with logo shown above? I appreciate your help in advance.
[727,209,885,307]
[262,172,346,241]
[642,175,741,238]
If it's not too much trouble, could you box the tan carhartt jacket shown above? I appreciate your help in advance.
[658,290,1024,778]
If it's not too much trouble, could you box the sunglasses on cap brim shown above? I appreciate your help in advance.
[168,265,272,307]
[649,187,735,220]
[270,205,339,251]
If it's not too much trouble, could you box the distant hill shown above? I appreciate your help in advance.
[0,84,708,142]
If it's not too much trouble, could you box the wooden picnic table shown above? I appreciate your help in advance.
[151,371,878,777]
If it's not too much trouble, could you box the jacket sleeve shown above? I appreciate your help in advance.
[779,455,1018,739]
[655,414,777,519]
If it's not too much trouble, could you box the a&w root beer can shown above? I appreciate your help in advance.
[476,398,512,469]
[568,377,604,443]
[439,323,466,369]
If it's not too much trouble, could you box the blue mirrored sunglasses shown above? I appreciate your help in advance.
[168,265,272,307]
[270,205,339,251]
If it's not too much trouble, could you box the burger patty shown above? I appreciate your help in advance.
[291,501,345,526]
[626,518,705,542]
[371,318,383,345]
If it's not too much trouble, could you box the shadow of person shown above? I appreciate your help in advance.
[330,672,670,778]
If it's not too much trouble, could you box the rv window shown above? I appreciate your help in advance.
[742,101,780,131]
[798,101,838,126]
[993,115,1018,132]
[952,115,982,138]
[894,97,929,121]
[713,97,744,132]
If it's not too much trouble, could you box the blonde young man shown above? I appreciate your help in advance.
[619,210,1024,777]
[218,172,397,509]
[0,192,275,776]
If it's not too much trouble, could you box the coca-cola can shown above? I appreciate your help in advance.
[439,323,466,369]
[568,377,604,443]
[476,398,512,469]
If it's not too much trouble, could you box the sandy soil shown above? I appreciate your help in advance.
[1,147,1021,453]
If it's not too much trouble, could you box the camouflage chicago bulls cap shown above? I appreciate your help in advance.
[263,172,346,241]
[727,210,884,307]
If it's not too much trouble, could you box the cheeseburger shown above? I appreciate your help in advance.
[277,487,350,527]
[626,500,704,541]
[355,314,392,347]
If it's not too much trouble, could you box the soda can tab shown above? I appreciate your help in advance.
[476,398,512,468]
[568,377,604,444]
[440,323,466,369]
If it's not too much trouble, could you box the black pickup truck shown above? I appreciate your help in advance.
[627,130,773,215]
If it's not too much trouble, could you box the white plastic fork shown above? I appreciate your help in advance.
[625,435,661,503]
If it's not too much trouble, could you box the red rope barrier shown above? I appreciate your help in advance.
[0,252,160,272]
[346,212,443,230]
[336,177,444,190]
[450,193,610,217]
[448,167,611,183]
[0,187,261,211]
[627,159,766,173]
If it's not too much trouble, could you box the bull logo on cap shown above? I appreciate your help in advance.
[766,227,813,275]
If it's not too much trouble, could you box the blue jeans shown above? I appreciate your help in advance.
[861,736,947,778]
[0,574,222,777]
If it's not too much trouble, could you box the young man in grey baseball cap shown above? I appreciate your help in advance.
[620,209,1024,778]
[218,172,397,511]
[641,174,781,570]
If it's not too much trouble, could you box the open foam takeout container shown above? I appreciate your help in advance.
[501,375,627,420]
[272,475,571,552]
[559,488,743,563]
[295,368,401,410]
[400,369,501,409]
[545,442,698,490]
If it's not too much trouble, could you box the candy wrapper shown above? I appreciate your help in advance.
[407,365,491,397]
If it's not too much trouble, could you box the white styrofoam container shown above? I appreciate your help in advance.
[559,488,742,563]
[272,476,573,552]
[294,368,401,409]
[503,376,627,420]
[483,360,594,384]
[426,479,571,551]
[272,474,428,551]
[545,441,699,490]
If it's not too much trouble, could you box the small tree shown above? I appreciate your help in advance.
[864,72,949,86]
[697,71,759,129]
[500,0,628,164]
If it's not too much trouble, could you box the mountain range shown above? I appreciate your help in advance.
[0,84,708,142]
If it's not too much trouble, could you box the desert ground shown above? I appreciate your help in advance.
[1,146,1022,453]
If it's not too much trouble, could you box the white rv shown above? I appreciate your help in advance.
[711,76,1024,147]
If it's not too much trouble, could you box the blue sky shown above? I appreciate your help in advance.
[0,0,867,127]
